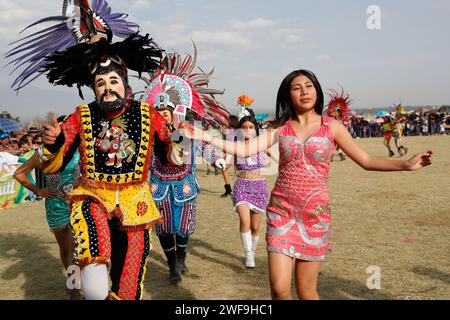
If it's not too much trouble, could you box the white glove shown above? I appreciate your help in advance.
[214,158,227,171]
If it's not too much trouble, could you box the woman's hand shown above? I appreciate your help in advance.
[37,188,59,199]
[406,150,433,171]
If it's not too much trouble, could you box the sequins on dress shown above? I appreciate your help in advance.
[266,116,334,261]
[231,152,269,214]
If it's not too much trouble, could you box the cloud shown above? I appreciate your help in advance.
[269,28,308,46]
[0,0,59,40]
[198,49,222,61]
[316,54,331,62]
[228,18,276,30]
[190,30,251,46]
[131,0,152,9]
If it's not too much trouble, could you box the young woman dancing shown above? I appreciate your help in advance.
[180,69,433,300]
[232,110,269,268]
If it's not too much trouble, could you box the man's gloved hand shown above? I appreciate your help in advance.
[214,158,227,171]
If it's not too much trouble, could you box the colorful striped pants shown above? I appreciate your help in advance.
[71,197,151,300]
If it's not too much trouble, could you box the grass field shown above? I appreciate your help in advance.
[0,135,449,300]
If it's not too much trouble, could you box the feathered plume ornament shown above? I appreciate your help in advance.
[237,95,254,108]
[237,94,255,121]
[5,0,143,92]
[326,86,352,123]
[142,42,230,128]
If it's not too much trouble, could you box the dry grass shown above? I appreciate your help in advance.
[0,135,449,300]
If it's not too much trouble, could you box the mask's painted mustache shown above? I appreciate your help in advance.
[100,89,122,102]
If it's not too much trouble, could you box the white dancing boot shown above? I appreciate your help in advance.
[251,234,260,266]
[240,231,255,268]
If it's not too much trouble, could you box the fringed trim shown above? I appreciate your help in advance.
[75,178,149,190]
[141,103,157,182]
[78,256,110,269]
[119,216,164,232]
[77,105,90,182]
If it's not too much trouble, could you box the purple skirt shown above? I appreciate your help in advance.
[231,178,269,214]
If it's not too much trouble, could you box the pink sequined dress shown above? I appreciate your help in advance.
[266,116,334,261]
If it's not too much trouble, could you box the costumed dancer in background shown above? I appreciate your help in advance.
[181,69,432,300]
[232,95,270,268]
[14,120,82,300]
[393,104,409,156]
[142,46,229,283]
[382,116,396,157]
[6,0,181,300]
[326,87,351,161]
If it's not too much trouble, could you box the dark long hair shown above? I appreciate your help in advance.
[269,69,324,128]
[228,115,239,129]
[238,115,260,137]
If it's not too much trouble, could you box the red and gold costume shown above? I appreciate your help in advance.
[41,100,173,299]
[6,0,170,300]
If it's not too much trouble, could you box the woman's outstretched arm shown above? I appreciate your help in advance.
[180,122,279,158]
[330,119,432,171]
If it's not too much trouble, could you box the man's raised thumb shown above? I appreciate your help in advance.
[51,115,59,128]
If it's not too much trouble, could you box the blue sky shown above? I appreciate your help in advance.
[1,0,449,122]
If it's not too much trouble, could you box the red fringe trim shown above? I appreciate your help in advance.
[78,257,110,269]
[141,104,157,182]
[75,178,150,190]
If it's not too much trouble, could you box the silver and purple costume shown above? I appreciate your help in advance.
[231,152,269,214]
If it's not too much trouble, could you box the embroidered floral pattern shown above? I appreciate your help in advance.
[137,201,148,216]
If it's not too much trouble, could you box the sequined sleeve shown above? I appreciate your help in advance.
[41,109,80,173]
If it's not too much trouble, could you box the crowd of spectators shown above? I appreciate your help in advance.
[342,112,449,138]
[0,127,43,156]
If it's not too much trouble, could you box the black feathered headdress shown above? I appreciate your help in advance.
[5,0,163,99]
[44,33,163,98]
